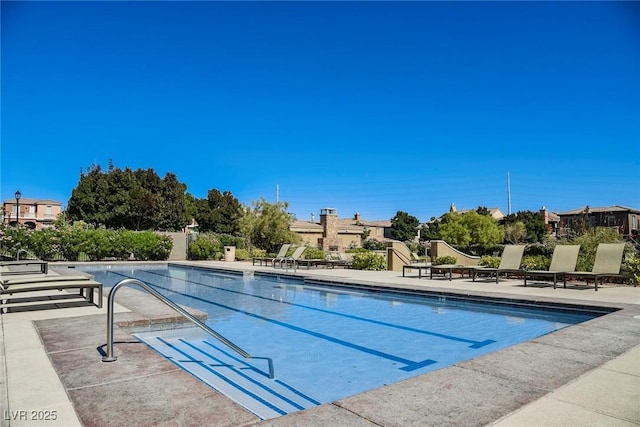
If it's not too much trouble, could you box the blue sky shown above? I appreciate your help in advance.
[2,1,639,222]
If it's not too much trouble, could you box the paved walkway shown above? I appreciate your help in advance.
[1,261,639,426]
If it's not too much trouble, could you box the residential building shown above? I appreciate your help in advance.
[351,212,393,241]
[290,209,393,251]
[2,198,62,230]
[557,205,640,237]
[540,207,561,235]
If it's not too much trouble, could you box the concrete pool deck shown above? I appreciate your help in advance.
[1,260,639,426]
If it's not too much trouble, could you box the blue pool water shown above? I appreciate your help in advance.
[79,264,598,418]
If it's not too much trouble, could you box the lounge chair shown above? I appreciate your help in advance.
[326,252,353,269]
[429,264,473,281]
[276,246,306,269]
[522,245,580,288]
[1,275,103,309]
[471,245,526,283]
[252,244,291,266]
[0,259,48,275]
[562,243,627,291]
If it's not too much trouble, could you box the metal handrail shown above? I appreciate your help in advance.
[102,278,274,379]
[16,248,37,260]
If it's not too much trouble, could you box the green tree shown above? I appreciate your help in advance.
[238,198,301,253]
[503,211,546,243]
[195,189,243,234]
[504,221,527,243]
[419,217,439,242]
[438,211,503,246]
[67,163,188,231]
[391,211,419,242]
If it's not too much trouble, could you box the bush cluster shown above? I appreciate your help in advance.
[188,233,253,260]
[624,255,640,287]
[432,256,457,266]
[0,224,173,261]
[479,256,501,268]
[302,247,325,260]
[521,255,550,271]
[351,251,386,270]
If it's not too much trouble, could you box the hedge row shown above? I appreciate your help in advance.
[0,225,173,261]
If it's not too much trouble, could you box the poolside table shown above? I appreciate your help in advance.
[430,264,475,281]
[402,264,431,278]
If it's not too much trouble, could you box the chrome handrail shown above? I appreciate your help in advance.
[102,278,274,379]
[15,248,37,260]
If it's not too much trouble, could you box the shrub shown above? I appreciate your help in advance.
[234,248,251,261]
[250,248,266,259]
[569,228,623,272]
[0,225,30,258]
[132,232,173,261]
[362,239,387,251]
[479,255,500,268]
[432,256,456,265]
[302,247,325,260]
[27,228,62,260]
[112,230,136,260]
[189,233,221,260]
[218,234,247,250]
[521,255,550,271]
[0,224,173,261]
[83,229,112,261]
[351,251,386,270]
[624,255,640,287]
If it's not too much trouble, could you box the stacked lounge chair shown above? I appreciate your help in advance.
[1,265,103,310]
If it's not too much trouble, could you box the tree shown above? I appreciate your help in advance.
[67,163,188,231]
[503,211,546,243]
[504,221,527,243]
[391,211,419,242]
[438,211,504,246]
[195,189,243,234]
[238,198,301,253]
[419,217,440,242]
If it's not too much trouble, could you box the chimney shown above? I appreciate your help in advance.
[319,208,340,252]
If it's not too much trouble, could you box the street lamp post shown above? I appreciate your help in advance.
[14,190,21,227]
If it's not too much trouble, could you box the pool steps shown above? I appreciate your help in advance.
[134,328,319,420]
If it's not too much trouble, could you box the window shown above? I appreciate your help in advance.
[632,214,638,230]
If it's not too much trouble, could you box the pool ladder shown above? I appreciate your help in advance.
[101,278,275,379]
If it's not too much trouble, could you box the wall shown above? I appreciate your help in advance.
[429,240,481,266]
[159,232,189,261]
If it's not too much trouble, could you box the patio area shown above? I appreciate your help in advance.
[1,260,639,426]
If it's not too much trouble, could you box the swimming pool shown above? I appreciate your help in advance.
[79,264,600,419]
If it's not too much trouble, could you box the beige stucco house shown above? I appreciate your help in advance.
[290,209,393,251]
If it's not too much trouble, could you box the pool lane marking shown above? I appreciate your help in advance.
[124,268,495,349]
[156,280,437,372]
[179,339,314,410]
[197,339,322,406]
[110,271,436,372]
[155,337,288,417]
